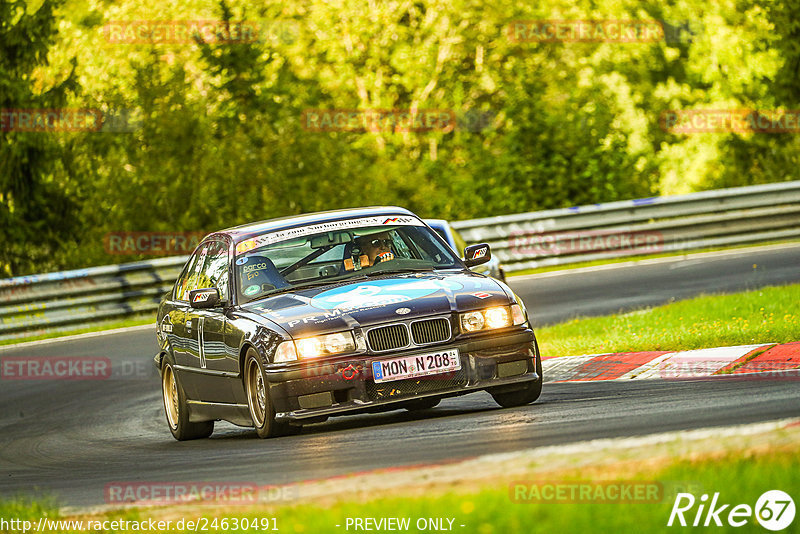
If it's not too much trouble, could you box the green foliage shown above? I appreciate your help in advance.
[2,0,799,274]
[0,0,80,276]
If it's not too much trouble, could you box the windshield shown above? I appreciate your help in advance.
[234,218,462,303]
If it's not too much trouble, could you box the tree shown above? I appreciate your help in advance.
[0,0,80,276]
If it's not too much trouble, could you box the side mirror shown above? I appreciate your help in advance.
[463,243,491,267]
[188,288,224,309]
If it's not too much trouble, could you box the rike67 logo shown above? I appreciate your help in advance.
[668,490,795,530]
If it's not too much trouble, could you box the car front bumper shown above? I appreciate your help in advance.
[263,329,540,421]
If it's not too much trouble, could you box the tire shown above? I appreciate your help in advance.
[402,397,441,411]
[244,348,294,438]
[490,337,543,408]
[161,355,214,441]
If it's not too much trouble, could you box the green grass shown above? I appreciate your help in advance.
[0,315,154,346]
[0,495,58,520]
[537,283,800,357]
[3,444,798,533]
[509,239,800,277]
[273,450,800,533]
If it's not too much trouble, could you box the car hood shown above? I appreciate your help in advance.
[241,272,512,338]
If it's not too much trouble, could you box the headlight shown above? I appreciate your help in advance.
[460,311,486,332]
[485,306,509,329]
[273,331,358,363]
[295,331,357,359]
[460,304,526,333]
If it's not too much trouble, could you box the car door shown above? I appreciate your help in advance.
[171,242,212,398]
[158,249,203,395]
[184,239,239,403]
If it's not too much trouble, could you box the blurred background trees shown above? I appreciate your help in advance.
[2,0,798,275]
[0,0,80,275]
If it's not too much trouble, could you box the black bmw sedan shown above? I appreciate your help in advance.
[155,207,542,440]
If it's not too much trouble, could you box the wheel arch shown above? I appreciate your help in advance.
[154,349,169,370]
[239,342,260,382]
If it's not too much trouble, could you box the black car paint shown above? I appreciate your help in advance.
[155,207,540,431]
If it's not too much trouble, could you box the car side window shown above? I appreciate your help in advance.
[175,243,210,302]
[199,240,230,300]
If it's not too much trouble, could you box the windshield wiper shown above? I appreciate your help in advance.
[275,279,337,293]
[266,274,374,295]
[363,267,433,277]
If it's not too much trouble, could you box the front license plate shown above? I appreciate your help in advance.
[371,349,460,383]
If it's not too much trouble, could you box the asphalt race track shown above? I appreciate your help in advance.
[1,245,799,508]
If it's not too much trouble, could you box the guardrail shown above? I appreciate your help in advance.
[0,257,186,342]
[2,180,799,341]
[451,180,800,272]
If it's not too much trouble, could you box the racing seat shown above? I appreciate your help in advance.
[239,256,290,297]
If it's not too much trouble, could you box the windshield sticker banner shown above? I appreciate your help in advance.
[309,279,463,312]
[235,216,423,255]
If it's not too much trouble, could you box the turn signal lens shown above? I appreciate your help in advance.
[274,341,298,363]
[511,303,526,325]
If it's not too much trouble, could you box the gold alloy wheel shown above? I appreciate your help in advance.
[162,364,180,430]
[246,357,267,427]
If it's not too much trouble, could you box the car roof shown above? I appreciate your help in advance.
[208,206,417,242]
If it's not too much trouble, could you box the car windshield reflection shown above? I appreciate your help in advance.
[235,221,461,303]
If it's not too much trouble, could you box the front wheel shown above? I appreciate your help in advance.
[490,339,543,408]
[244,349,294,438]
[490,376,542,408]
[161,356,214,441]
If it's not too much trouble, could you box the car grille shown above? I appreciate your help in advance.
[366,318,452,352]
[411,319,450,345]
[411,318,450,345]
[366,368,468,400]
[367,324,410,352]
